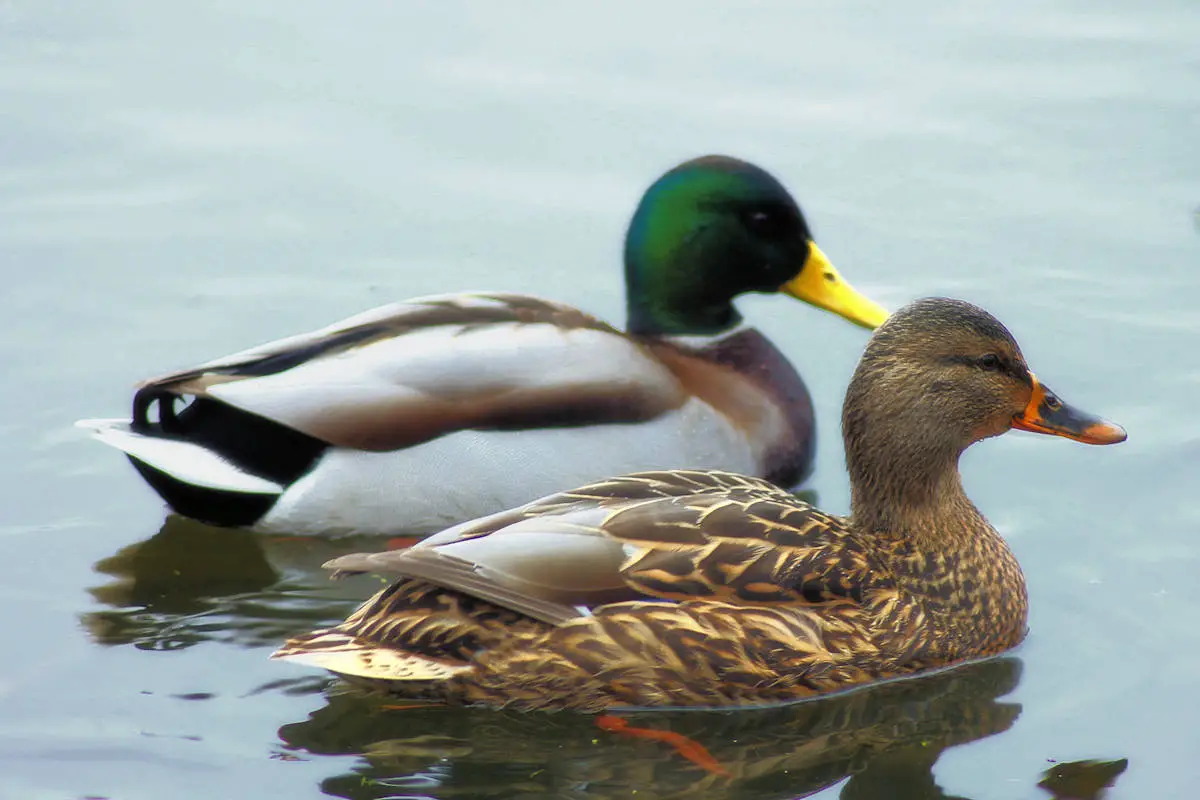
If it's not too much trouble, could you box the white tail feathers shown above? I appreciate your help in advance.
[74,418,283,495]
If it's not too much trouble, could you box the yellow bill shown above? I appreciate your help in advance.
[780,243,889,330]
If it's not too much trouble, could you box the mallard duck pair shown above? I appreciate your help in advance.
[272,297,1125,710]
[80,155,1126,710]
[77,156,886,536]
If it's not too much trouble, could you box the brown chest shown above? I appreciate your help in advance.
[888,535,1029,660]
[649,329,816,486]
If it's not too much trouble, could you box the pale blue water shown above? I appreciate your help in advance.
[2,2,1198,797]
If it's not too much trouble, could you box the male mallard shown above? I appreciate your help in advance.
[77,156,886,536]
[272,298,1126,710]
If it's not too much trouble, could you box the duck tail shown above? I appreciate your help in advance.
[76,387,331,526]
[75,414,285,526]
[271,627,471,685]
[76,416,284,495]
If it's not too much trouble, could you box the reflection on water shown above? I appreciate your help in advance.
[77,511,1132,800]
[81,515,392,650]
[278,658,1023,800]
[1038,758,1128,800]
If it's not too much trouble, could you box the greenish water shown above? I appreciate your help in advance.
[2,2,1197,798]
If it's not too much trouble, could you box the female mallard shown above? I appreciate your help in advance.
[77,156,885,536]
[272,297,1126,710]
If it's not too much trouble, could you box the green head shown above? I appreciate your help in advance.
[623,155,887,336]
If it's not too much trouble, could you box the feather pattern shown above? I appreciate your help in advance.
[135,293,686,452]
[273,467,1024,710]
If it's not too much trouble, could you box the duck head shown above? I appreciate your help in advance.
[623,155,888,336]
[842,297,1126,523]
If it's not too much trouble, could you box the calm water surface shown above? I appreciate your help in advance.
[2,2,1198,798]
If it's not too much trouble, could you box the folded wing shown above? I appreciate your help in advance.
[321,470,895,620]
[132,293,689,451]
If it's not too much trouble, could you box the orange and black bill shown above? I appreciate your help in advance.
[1011,374,1127,445]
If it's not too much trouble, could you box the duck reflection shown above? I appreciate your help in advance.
[1038,758,1128,800]
[79,515,391,650]
[278,656,1023,800]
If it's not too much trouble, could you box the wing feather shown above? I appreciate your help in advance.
[322,470,895,621]
[132,294,687,450]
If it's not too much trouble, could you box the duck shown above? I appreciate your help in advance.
[76,155,887,537]
[271,297,1127,710]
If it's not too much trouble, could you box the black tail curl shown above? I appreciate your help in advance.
[124,388,330,527]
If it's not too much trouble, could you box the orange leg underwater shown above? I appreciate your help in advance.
[595,714,730,777]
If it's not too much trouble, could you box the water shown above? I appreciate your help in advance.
[2,1,1197,797]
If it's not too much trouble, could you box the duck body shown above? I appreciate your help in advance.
[276,469,1027,710]
[78,155,888,535]
[80,293,817,536]
[272,298,1126,708]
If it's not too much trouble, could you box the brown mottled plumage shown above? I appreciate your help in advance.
[272,297,1126,710]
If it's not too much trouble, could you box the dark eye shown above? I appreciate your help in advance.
[978,354,1002,371]
[741,206,795,240]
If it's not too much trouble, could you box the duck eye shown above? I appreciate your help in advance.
[978,354,1002,371]
[741,206,794,240]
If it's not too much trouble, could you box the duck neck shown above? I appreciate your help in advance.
[845,420,1029,655]
[845,428,988,547]
[623,256,742,336]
